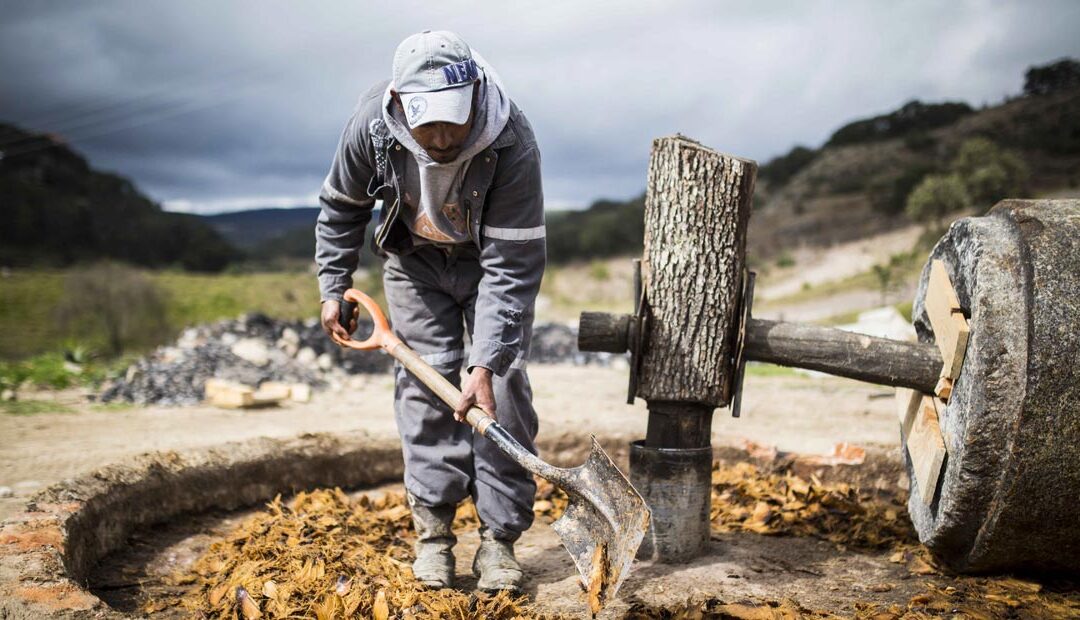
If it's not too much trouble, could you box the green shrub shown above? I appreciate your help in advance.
[950,138,1029,207]
[1,352,76,390]
[869,163,938,215]
[56,262,170,356]
[759,146,818,186]
[905,174,971,230]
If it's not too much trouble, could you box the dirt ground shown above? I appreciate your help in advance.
[0,365,902,524]
[755,225,922,304]
[6,363,1079,618]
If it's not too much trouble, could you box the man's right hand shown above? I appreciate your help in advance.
[321,300,356,344]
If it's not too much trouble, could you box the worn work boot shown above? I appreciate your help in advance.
[407,492,457,589]
[472,527,524,593]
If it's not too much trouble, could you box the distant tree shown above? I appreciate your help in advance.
[56,262,169,356]
[868,163,937,215]
[950,137,1029,206]
[826,100,973,147]
[1023,58,1080,97]
[872,263,892,305]
[905,174,970,232]
[759,146,818,186]
[545,195,645,264]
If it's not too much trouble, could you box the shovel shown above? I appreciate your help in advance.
[332,289,650,615]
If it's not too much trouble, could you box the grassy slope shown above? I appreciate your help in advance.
[0,269,337,359]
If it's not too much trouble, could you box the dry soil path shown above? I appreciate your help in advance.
[0,365,901,522]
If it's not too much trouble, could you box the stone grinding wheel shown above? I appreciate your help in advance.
[909,199,1080,573]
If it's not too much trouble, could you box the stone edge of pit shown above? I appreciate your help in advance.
[0,430,405,619]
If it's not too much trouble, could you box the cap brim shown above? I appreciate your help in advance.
[400,86,472,128]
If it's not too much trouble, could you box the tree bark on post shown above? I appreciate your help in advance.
[638,136,756,406]
[631,136,757,562]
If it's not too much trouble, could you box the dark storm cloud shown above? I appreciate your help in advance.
[1,0,1078,213]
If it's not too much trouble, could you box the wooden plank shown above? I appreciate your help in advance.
[925,259,970,383]
[204,378,244,400]
[253,384,291,406]
[208,386,255,409]
[256,382,293,401]
[935,375,954,400]
[895,387,921,437]
[905,395,947,506]
[288,383,312,403]
[257,381,313,403]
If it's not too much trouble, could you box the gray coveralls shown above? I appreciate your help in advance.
[314,79,546,541]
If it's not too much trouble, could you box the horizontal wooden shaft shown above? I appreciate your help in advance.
[744,319,942,393]
[578,311,632,353]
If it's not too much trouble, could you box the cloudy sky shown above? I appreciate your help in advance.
[1,1,1078,214]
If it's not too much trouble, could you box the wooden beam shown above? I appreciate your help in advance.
[205,378,292,409]
[578,311,632,353]
[744,319,943,392]
[904,395,947,506]
[925,259,970,394]
[206,380,255,409]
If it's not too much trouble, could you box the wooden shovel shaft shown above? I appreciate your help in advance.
[387,342,496,435]
[385,341,558,482]
[334,287,555,481]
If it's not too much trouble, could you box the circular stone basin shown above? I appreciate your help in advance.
[2,433,1075,619]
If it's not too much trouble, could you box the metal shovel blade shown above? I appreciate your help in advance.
[547,436,650,616]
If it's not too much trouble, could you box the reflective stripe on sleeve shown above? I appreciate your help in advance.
[420,349,466,366]
[322,178,368,207]
[481,224,546,241]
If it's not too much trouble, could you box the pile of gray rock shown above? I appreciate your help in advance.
[99,313,621,406]
[529,323,621,366]
[98,313,389,406]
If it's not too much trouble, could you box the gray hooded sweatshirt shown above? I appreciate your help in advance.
[381,51,511,246]
[314,57,547,376]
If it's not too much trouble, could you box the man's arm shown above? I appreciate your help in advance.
[454,142,545,420]
[315,111,377,339]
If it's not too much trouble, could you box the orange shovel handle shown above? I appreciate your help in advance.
[331,289,402,352]
[331,288,496,433]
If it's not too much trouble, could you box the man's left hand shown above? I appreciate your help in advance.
[455,366,495,423]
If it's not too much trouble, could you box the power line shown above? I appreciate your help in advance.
[11,62,270,131]
[0,64,279,150]
[0,75,276,159]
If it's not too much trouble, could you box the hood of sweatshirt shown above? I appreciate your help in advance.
[381,50,511,244]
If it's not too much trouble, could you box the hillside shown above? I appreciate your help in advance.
[0,124,237,271]
[748,81,1080,257]
[201,206,380,267]
[201,207,320,248]
[201,197,646,266]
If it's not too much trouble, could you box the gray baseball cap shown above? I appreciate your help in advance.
[392,30,480,128]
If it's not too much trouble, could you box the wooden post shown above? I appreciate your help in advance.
[638,136,756,407]
[631,136,757,562]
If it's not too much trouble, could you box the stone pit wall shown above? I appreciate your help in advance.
[0,431,640,619]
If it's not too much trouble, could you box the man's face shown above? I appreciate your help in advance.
[393,83,478,164]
